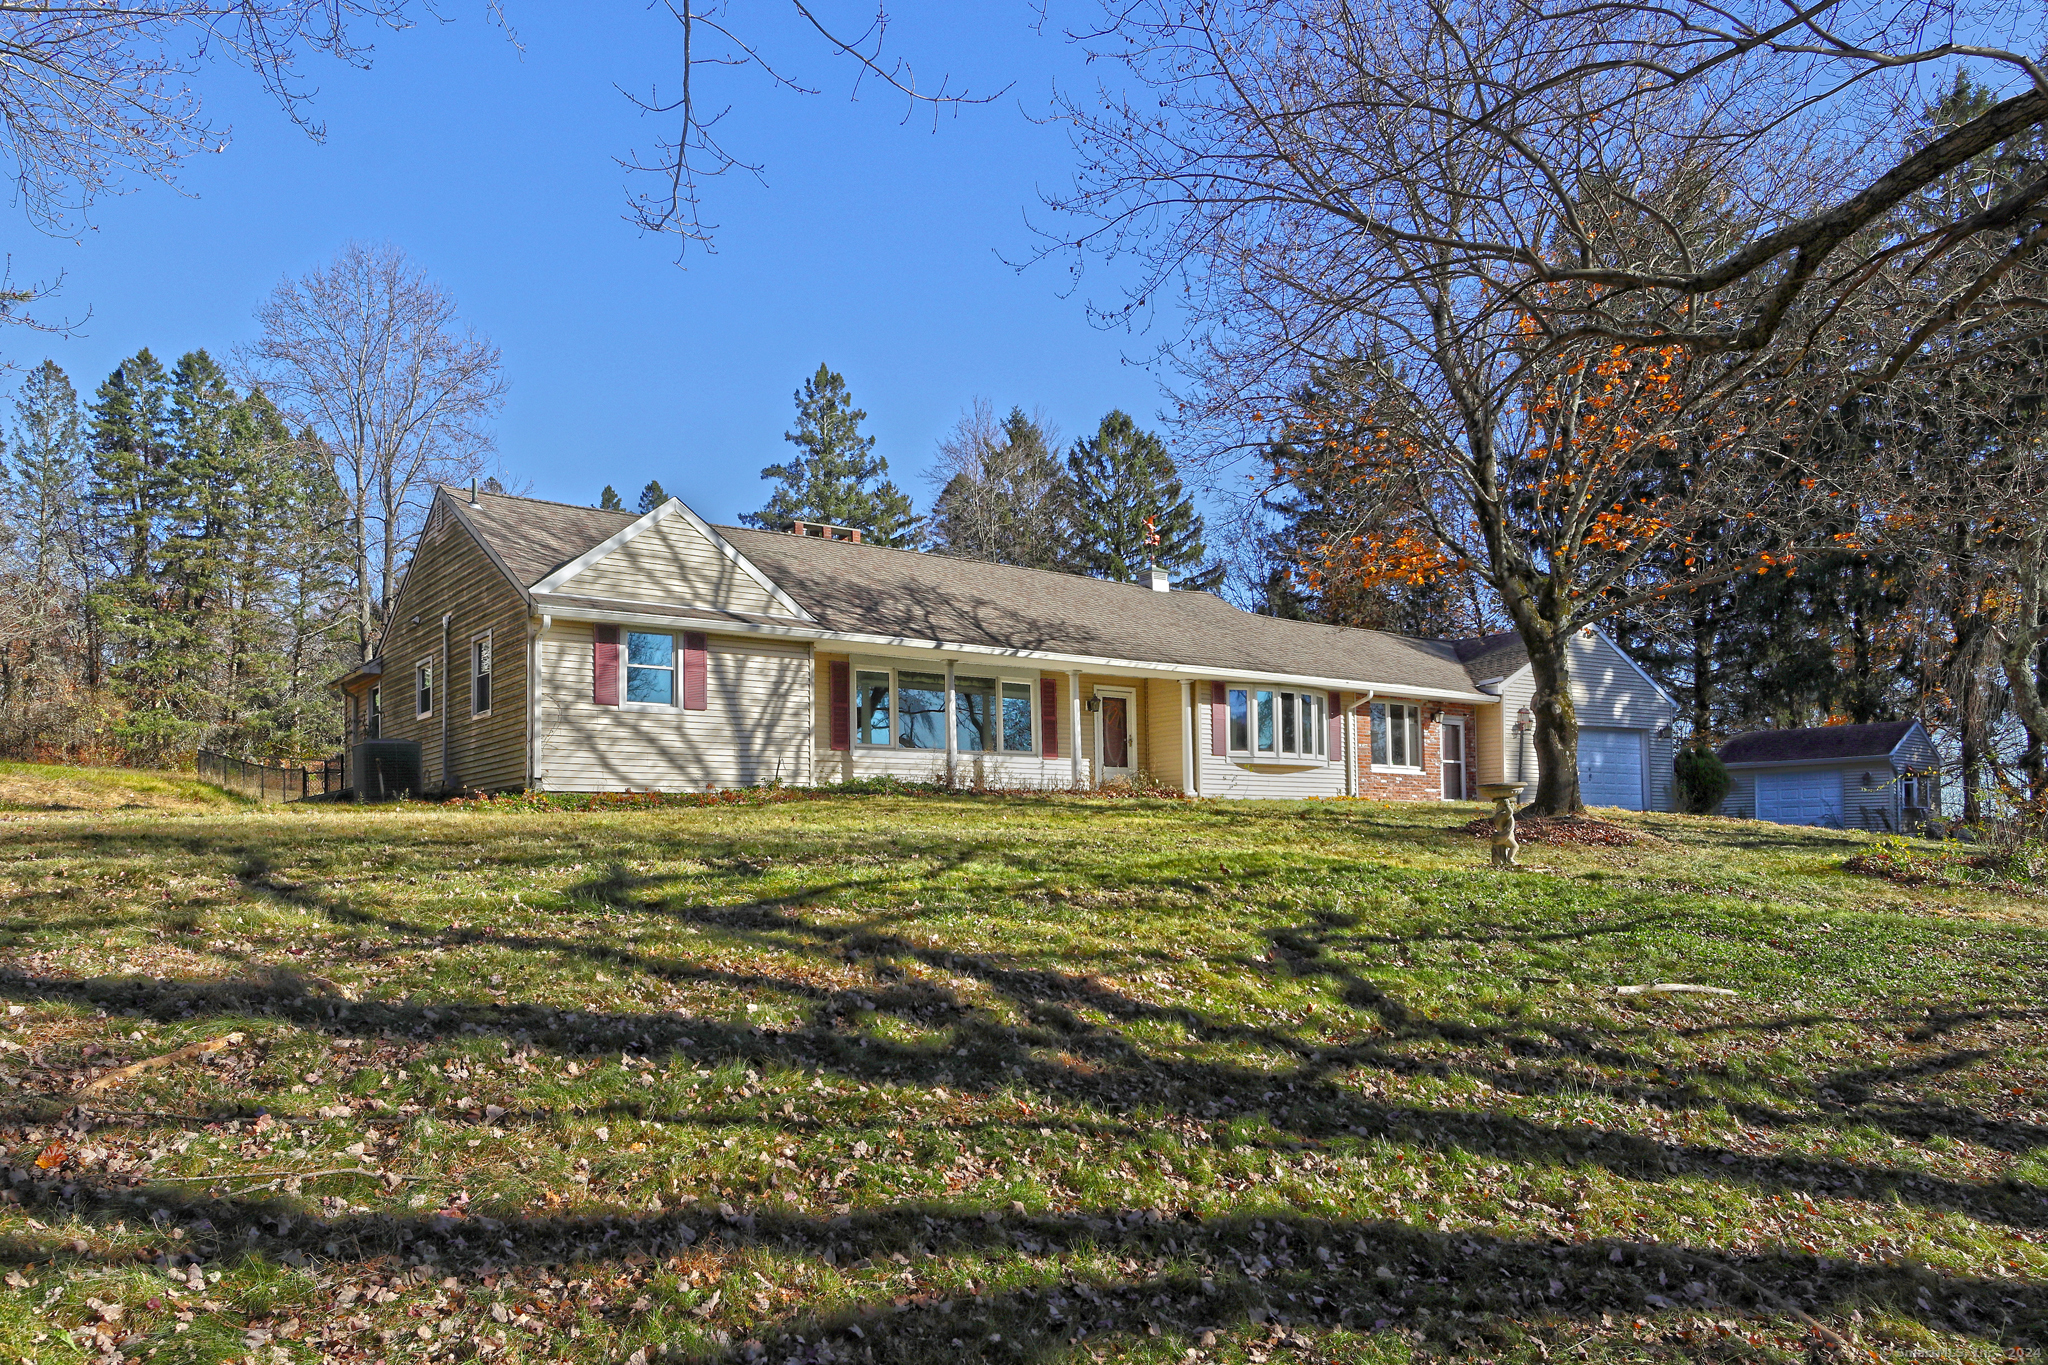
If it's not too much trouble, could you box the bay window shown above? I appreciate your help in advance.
[1223,686,1327,762]
[1371,701,1423,769]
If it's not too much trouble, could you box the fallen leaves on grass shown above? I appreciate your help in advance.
[1460,814,1641,845]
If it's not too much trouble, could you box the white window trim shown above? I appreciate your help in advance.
[850,660,1042,756]
[622,629,680,711]
[415,660,434,720]
[1370,701,1425,772]
[1220,683,1331,766]
[471,630,494,718]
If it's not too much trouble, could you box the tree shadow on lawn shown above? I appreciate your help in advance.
[0,834,2040,1215]
[0,1173,2040,1361]
[2,946,2043,1237]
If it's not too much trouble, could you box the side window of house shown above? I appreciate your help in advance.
[416,662,433,718]
[1227,688,1250,752]
[472,634,492,715]
[626,632,675,704]
[1370,702,1422,768]
[367,686,380,739]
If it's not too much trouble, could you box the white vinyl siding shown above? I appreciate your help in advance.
[1473,630,1677,810]
[537,626,812,791]
[547,512,798,617]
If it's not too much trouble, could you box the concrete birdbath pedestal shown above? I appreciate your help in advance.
[1479,782,1524,868]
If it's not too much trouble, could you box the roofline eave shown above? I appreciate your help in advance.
[526,597,1491,703]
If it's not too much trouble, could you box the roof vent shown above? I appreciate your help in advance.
[791,520,862,543]
[1146,567,1170,592]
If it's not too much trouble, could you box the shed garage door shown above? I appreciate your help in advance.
[1755,770,1842,826]
[1577,728,1645,810]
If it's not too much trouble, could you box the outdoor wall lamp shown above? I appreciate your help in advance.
[1085,696,1102,713]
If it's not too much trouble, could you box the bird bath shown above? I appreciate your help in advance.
[1478,782,1524,867]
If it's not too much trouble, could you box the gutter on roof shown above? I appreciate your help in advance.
[1719,754,1905,770]
[528,593,1490,702]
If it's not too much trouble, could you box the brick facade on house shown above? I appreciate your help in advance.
[1358,702,1479,801]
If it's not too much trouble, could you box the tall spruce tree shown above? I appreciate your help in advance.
[85,350,188,759]
[599,485,624,510]
[743,364,917,547]
[0,360,92,746]
[1063,410,1219,588]
[637,479,668,513]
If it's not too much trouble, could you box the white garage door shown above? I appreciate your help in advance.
[1755,770,1842,826]
[1578,728,1645,810]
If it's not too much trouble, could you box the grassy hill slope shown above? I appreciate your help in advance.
[0,794,2039,1363]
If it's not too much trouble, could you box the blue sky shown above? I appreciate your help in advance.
[0,3,1174,527]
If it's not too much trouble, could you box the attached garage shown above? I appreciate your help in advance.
[1577,727,1646,810]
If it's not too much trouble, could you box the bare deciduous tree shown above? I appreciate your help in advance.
[245,241,503,661]
[0,1,417,232]
[923,399,1068,568]
[1047,0,2048,814]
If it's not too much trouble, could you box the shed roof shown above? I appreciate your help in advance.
[1718,721,1920,766]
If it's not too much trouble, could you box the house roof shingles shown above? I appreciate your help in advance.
[1717,721,1919,766]
[719,526,1482,694]
[447,489,1484,695]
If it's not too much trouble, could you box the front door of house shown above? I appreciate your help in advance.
[1096,689,1134,780]
[1441,718,1466,799]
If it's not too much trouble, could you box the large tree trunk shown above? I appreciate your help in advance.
[1522,628,1583,815]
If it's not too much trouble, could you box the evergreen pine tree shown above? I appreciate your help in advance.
[0,360,92,746]
[85,350,185,759]
[599,485,624,510]
[1062,411,1219,588]
[743,364,917,547]
[637,480,668,513]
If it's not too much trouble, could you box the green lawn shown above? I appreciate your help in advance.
[0,787,2041,1363]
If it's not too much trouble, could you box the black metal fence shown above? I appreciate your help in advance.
[196,749,345,803]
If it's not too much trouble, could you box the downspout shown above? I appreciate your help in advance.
[1179,679,1194,796]
[944,659,958,788]
[1068,669,1083,788]
[530,614,549,791]
[440,612,453,793]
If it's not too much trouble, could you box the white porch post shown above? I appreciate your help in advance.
[1067,669,1083,788]
[1344,698,1357,797]
[1179,679,1195,796]
[944,660,958,788]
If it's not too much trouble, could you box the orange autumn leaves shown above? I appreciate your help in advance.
[1271,339,1713,598]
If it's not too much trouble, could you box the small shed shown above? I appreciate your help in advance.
[1716,720,1941,831]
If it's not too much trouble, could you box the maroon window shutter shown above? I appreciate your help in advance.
[1328,691,1342,760]
[1040,676,1059,758]
[828,660,851,750]
[682,632,708,711]
[593,625,620,706]
[1209,682,1226,757]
